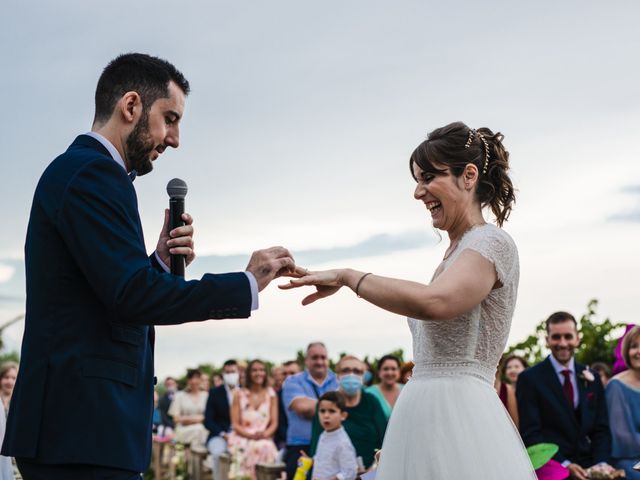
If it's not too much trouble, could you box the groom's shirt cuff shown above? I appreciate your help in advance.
[244,272,259,311]
[154,251,170,273]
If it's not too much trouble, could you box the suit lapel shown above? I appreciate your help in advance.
[542,357,579,424]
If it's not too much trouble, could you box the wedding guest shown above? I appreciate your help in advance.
[282,342,338,479]
[310,355,387,470]
[502,355,528,385]
[592,362,612,388]
[0,362,18,414]
[613,324,637,375]
[272,366,285,391]
[399,361,414,384]
[363,361,374,387]
[158,376,178,429]
[0,399,14,479]
[274,360,301,448]
[311,391,358,480]
[205,359,240,480]
[0,362,18,479]
[168,369,209,445]
[517,311,612,480]
[366,355,403,419]
[200,374,210,393]
[606,325,640,479]
[212,373,224,388]
[227,359,278,479]
[495,357,519,428]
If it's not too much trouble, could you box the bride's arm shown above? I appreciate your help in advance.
[282,249,497,321]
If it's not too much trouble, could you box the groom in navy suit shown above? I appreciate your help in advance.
[517,311,612,480]
[1,53,296,479]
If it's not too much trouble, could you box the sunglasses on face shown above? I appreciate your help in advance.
[339,368,364,375]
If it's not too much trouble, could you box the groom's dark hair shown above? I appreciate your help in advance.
[545,311,577,333]
[93,52,190,125]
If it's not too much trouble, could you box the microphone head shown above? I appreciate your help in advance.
[166,178,188,199]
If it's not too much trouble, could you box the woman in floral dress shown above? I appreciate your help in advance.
[227,359,279,479]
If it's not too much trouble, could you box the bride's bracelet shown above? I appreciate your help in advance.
[355,272,372,298]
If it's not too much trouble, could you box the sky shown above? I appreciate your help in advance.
[1,0,639,378]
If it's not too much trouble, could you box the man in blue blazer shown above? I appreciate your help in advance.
[517,311,612,480]
[204,359,239,480]
[1,53,296,480]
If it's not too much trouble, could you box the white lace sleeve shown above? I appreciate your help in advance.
[464,226,518,286]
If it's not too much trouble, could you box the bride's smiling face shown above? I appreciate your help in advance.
[412,162,467,231]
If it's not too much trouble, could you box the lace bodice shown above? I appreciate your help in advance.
[409,224,519,384]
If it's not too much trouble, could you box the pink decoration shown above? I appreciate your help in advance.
[535,459,569,480]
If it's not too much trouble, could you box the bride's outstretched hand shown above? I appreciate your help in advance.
[279,267,344,306]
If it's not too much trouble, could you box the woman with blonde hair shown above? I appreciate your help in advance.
[606,325,640,479]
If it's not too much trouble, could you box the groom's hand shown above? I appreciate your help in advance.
[156,209,196,267]
[246,246,296,291]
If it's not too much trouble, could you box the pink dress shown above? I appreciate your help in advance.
[227,387,278,479]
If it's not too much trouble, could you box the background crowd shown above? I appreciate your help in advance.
[0,313,638,480]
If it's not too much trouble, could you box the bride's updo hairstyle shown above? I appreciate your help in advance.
[410,121,515,227]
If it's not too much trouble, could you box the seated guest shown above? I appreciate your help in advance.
[0,361,18,415]
[212,373,224,388]
[310,355,388,470]
[274,360,301,448]
[204,359,240,480]
[158,376,178,429]
[592,362,612,388]
[606,325,640,479]
[399,361,414,384]
[272,366,285,391]
[517,311,612,479]
[227,359,278,479]
[200,374,210,393]
[502,354,528,385]
[168,369,209,446]
[366,355,403,419]
[0,366,15,479]
[495,357,519,428]
[282,342,338,479]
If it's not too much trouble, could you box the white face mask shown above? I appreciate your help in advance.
[223,372,239,387]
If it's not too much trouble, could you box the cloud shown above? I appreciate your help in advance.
[0,231,434,302]
[188,231,435,277]
[609,185,640,223]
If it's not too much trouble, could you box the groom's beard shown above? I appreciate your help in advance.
[125,112,155,176]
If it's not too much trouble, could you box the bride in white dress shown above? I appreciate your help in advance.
[281,121,536,479]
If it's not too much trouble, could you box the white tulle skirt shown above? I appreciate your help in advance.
[375,368,537,480]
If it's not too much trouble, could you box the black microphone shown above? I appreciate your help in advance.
[166,178,188,277]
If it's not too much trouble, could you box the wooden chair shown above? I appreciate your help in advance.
[255,463,286,480]
[218,453,231,480]
[151,437,176,480]
[189,443,213,480]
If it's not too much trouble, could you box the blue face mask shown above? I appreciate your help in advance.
[339,374,363,396]
[363,370,373,384]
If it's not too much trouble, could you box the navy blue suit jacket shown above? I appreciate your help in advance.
[203,385,232,440]
[517,356,611,467]
[1,135,252,472]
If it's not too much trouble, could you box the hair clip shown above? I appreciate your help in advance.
[476,132,490,175]
[464,129,475,149]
